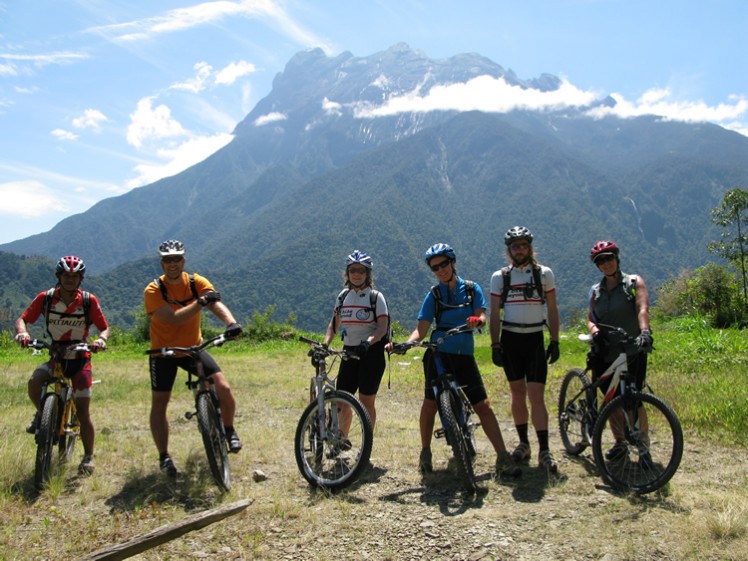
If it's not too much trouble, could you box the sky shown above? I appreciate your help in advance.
[1,0,747,245]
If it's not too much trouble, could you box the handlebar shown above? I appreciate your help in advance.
[390,323,475,354]
[27,339,98,354]
[298,336,360,361]
[144,332,235,357]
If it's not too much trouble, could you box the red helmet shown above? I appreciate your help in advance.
[590,240,619,263]
[56,255,86,275]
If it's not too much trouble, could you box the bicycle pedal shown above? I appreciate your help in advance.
[185,411,195,420]
[434,428,445,439]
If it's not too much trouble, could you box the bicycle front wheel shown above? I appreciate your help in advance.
[196,391,231,491]
[592,391,684,494]
[438,389,477,492]
[58,404,78,463]
[294,390,373,491]
[35,394,60,489]
[558,368,594,456]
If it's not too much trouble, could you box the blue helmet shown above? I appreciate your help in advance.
[424,243,456,264]
[346,250,373,269]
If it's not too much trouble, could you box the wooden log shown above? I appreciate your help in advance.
[76,498,253,561]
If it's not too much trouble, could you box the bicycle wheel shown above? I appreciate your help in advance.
[58,403,78,463]
[438,389,477,492]
[457,389,478,458]
[196,391,231,491]
[35,394,59,489]
[294,390,373,491]
[592,391,684,494]
[558,368,595,456]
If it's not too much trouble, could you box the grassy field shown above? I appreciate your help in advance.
[0,319,746,560]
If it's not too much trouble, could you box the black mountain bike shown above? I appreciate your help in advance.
[558,323,683,494]
[145,332,237,491]
[391,324,480,493]
[27,340,97,489]
[295,337,373,491]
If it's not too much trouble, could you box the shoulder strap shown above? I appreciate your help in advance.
[432,280,474,324]
[43,288,55,325]
[43,288,92,328]
[500,266,512,309]
[157,274,198,306]
[532,265,545,304]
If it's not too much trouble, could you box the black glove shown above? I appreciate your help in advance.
[355,341,370,358]
[546,340,560,364]
[636,329,653,352]
[592,330,607,351]
[491,345,504,367]
[224,322,243,338]
[309,344,328,367]
[197,291,222,306]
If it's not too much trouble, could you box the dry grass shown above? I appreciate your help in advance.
[0,340,747,560]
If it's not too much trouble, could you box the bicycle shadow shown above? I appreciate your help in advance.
[14,464,86,503]
[299,463,388,503]
[105,451,227,513]
[509,463,568,503]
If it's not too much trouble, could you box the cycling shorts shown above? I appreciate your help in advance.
[422,349,488,405]
[31,358,93,399]
[149,350,221,392]
[500,329,548,384]
[336,341,386,396]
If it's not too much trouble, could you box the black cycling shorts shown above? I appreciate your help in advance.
[336,341,386,396]
[500,330,548,384]
[422,349,488,405]
[149,350,221,392]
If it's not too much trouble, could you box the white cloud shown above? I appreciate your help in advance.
[352,75,598,118]
[170,61,213,93]
[51,129,78,141]
[125,132,234,188]
[0,51,88,74]
[215,61,256,85]
[0,180,69,217]
[127,97,187,149]
[254,112,287,126]
[72,108,108,131]
[587,88,748,132]
[87,0,328,49]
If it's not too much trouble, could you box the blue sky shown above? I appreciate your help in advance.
[1,0,747,245]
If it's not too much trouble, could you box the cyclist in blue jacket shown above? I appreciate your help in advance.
[398,243,519,479]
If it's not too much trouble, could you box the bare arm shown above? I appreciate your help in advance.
[545,290,560,342]
[489,295,502,346]
[407,319,432,343]
[634,275,651,331]
[152,300,203,325]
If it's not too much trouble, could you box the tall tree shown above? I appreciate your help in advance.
[709,187,748,304]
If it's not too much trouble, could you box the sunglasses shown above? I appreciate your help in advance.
[429,260,452,272]
[161,256,183,264]
[595,255,616,265]
[347,267,368,275]
[510,242,530,250]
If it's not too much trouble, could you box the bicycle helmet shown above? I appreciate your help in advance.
[504,226,533,246]
[590,240,620,263]
[55,255,86,276]
[424,243,456,264]
[159,239,185,257]
[346,250,373,269]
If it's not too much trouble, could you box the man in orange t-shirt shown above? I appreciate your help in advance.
[144,240,243,477]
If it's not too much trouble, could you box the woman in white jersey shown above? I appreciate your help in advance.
[323,250,390,434]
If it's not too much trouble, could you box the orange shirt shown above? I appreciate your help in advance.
[144,272,214,349]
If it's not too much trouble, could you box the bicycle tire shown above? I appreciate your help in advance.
[58,404,78,463]
[558,368,595,456]
[592,391,683,494]
[294,390,373,491]
[35,394,59,489]
[438,389,477,492]
[196,391,231,491]
[458,389,478,458]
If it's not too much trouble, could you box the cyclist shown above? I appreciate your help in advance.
[323,250,389,435]
[586,240,653,464]
[396,243,519,478]
[144,240,243,477]
[14,256,110,476]
[489,226,560,473]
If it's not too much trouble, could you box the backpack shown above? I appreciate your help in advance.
[431,279,475,326]
[44,288,92,330]
[334,288,391,343]
[591,273,637,304]
[499,265,545,308]
[155,274,198,306]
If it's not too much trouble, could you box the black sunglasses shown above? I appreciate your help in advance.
[429,260,452,272]
[161,256,183,264]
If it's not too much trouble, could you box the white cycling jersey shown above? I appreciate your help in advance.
[490,264,555,333]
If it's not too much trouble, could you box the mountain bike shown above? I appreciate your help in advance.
[145,332,237,491]
[558,323,683,494]
[391,324,480,493]
[295,337,373,491]
[27,340,97,489]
